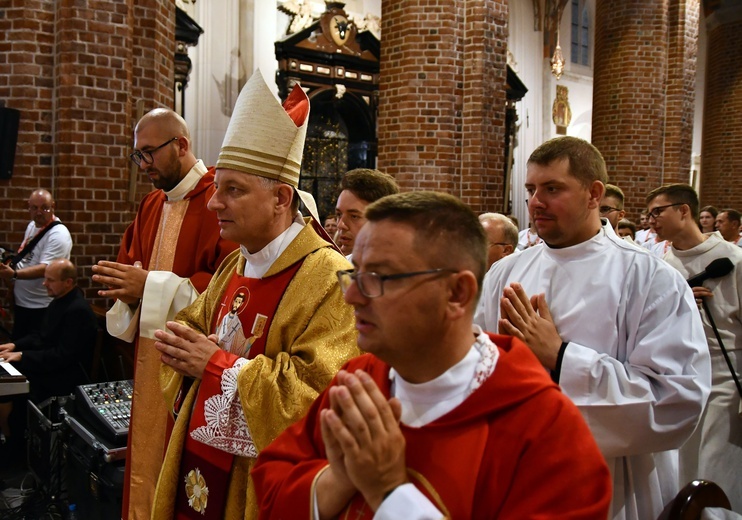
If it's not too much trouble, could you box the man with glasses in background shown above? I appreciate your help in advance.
[478,212,519,268]
[91,108,237,519]
[599,184,626,231]
[647,184,742,510]
[0,189,72,340]
[335,168,399,258]
[253,191,612,519]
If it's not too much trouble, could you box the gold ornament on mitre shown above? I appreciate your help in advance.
[216,70,324,227]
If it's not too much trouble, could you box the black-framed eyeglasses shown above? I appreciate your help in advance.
[336,268,457,298]
[488,242,510,248]
[647,202,684,220]
[599,205,621,215]
[129,137,179,167]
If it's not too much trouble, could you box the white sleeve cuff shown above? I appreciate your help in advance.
[106,299,140,342]
[139,271,198,339]
[374,483,444,520]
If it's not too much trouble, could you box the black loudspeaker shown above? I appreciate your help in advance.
[0,107,21,179]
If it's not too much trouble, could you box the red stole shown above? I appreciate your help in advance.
[173,260,303,519]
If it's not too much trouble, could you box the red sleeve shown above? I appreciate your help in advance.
[251,378,333,520]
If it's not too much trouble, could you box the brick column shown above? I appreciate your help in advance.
[460,0,508,212]
[699,1,742,208]
[664,0,699,184]
[0,2,56,238]
[378,0,508,213]
[0,0,176,306]
[592,0,668,218]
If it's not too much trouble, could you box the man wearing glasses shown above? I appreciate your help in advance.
[475,136,710,520]
[478,212,519,268]
[647,183,742,511]
[91,108,238,519]
[0,189,72,340]
[253,191,612,519]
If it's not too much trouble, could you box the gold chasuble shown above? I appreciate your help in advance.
[129,199,189,519]
[151,223,359,520]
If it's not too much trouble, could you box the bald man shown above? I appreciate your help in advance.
[91,108,238,519]
[0,259,97,459]
[479,212,519,268]
[0,258,96,399]
[0,189,72,340]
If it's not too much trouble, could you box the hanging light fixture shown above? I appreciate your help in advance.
[551,32,565,80]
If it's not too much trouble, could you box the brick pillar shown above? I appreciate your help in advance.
[664,0,699,184]
[699,1,742,209]
[592,0,668,219]
[461,0,509,212]
[377,0,508,213]
[0,0,175,307]
[0,2,56,238]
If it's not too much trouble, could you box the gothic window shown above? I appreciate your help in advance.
[570,0,590,66]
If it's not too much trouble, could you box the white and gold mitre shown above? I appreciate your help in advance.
[216,70,309,188]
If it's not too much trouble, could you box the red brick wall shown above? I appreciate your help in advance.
[377,0,508,213]
[699,16,742,209]
[460,0,509,212]
[0,0,175,309]
[592,0,669,221]
[664,0,698,185]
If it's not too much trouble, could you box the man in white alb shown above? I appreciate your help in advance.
[474,136,711,520]
[647,183,742,511]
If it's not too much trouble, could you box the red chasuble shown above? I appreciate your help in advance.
[173,261,302,519]
[252,334,612,520]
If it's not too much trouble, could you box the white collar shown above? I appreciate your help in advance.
[390,325,499,427]
[240,212,306,278]
[164,160,207,201]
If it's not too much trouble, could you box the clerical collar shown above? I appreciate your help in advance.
[164,159,207,201]
[389,325,499,427]
[240,213,306,278]
[542,220,613,261]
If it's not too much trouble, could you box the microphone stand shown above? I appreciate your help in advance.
[700,298,742,400]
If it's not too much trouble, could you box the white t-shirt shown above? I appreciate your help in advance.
[14,218,72,308]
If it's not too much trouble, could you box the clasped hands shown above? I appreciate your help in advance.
[153,321,220,379]
[316,369,408,518]
[498,282,562,370]
[91,260,149,305]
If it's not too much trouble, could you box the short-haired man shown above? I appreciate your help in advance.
[323,215,338,238]
[91,108,238,518]
[715,209,742,246]
[616,218,636,240]
[647,183,742,511]
[335,168,399,257]
[149,71,358,519]
[475,136,710,520]
[600,183,626,231]
[478,212,518,268]
[0,189,72,340]
[635,210,651,245]
[253,192,611,519]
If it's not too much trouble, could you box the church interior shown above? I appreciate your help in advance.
[1,0,741,517]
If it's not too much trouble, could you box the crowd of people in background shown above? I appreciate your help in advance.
[0,70,739,520]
